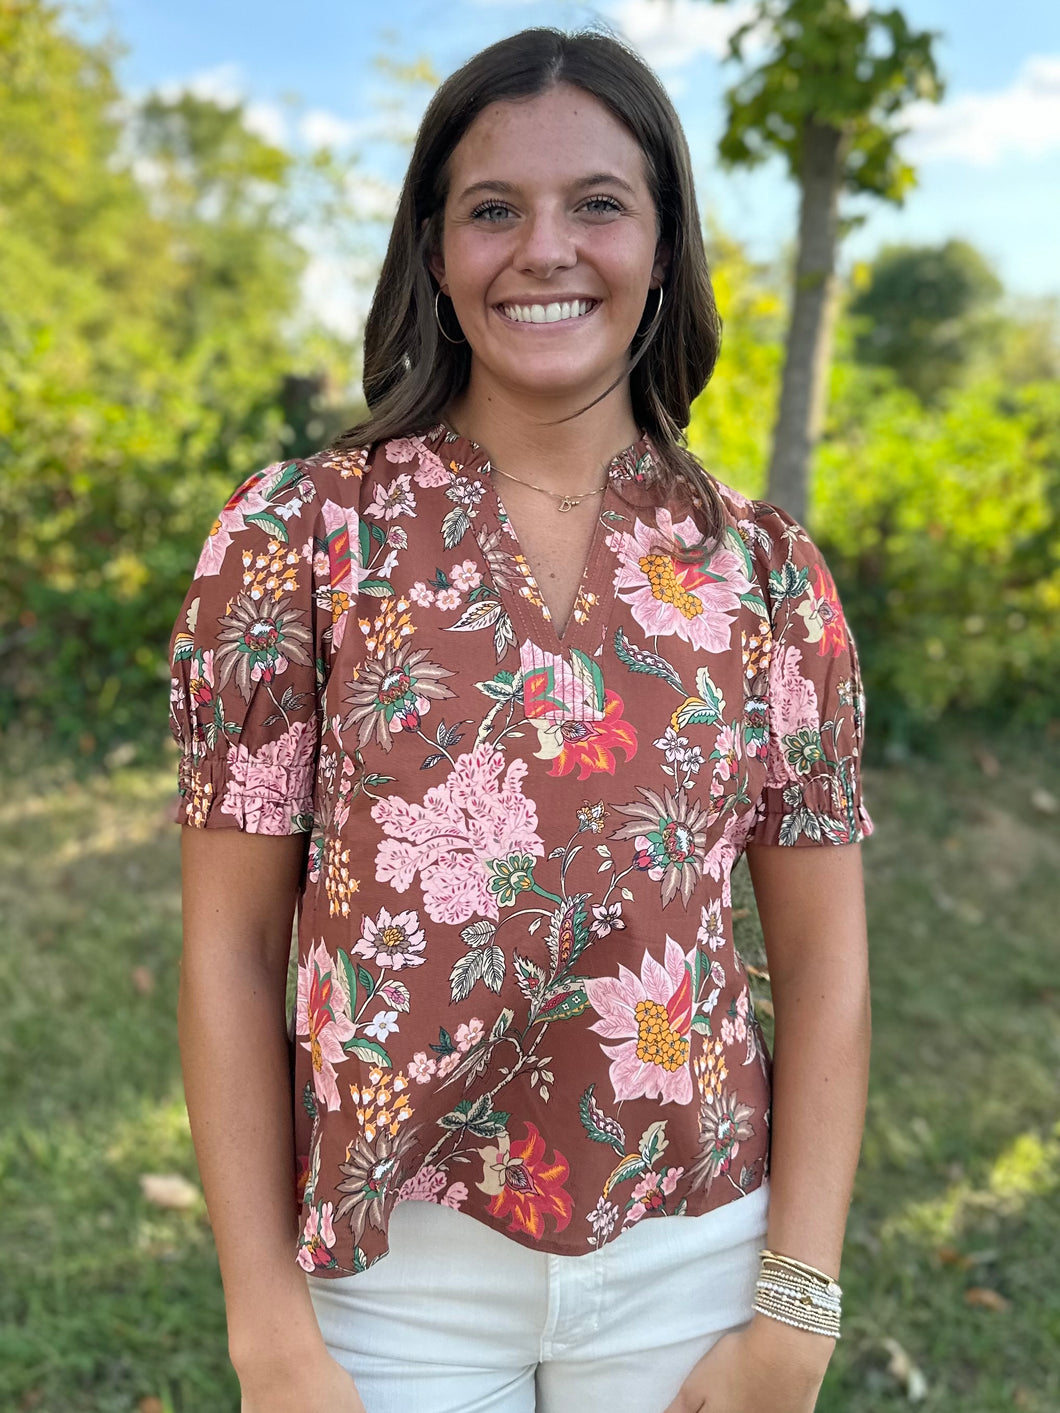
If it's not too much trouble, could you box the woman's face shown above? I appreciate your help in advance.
[430,82,668,408]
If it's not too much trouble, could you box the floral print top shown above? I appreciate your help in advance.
[168,423,872,1279]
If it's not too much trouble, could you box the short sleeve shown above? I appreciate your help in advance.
[167,458,327,834]
[745,502,874,848]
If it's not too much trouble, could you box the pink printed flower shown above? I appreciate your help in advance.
[710,723,741,782]
[451,560,482,592]
[366,473,416,521]
[353,907,427,970]
[440,1181,468,1209]
[193,464,279,578]
[397,1164,448,1202]
[455,1018,485,1052]
[385,436,452,488]
[296,1202,337,1271]
[767,644,822,787]
[372,745,545,926]
[410,582,435,607]
[296,938,357,1112]
[408,1051,437,1083]
[796,564,848,657]
[608,512,753,653]
[220,718,316,833]
[623,1166,685,1226]
[584,936,697,1105]
[436,587,461,611]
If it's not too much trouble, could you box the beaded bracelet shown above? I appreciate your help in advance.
[752,1248,843,1339]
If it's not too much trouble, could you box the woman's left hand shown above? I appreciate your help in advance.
[659,1314,835,1413]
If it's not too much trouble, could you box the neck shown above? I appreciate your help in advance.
[447,369,640,493]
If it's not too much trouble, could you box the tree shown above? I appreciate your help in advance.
[849,239,1003,402]
[0,0,356,748]
[708,0,943,520]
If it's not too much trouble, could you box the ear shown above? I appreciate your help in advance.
[426,225,447,293]
[651,239,672,289]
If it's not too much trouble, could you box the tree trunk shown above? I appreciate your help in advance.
[766,119,845,523]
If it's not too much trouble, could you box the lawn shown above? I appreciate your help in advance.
[2,732,1057,1412]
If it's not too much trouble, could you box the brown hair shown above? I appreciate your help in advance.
[333,26,725,542]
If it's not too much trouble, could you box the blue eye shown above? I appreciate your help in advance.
[583,196,623,214]
[470,201,512,221]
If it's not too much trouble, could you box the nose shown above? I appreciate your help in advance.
[513,204,577,280]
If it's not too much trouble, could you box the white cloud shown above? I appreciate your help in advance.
[605,0,754,70]
[157,61,244,109]
[905,54,1060,166]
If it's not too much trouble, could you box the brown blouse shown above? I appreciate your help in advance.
[168,424,872,1278]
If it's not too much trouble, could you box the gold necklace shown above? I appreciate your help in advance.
[488,462,608,514]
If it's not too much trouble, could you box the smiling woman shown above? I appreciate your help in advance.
[170,25,872,1413]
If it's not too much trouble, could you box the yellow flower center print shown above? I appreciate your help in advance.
[638,553,704,620]
[634,997,691,1072]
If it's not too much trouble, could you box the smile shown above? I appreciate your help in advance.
[497,299,598,324]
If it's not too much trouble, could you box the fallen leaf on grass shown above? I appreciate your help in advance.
[936,1245,974,1269]
[1030,788,1058,816]
[131,965,155,995]
[964,1286,1010,1312]
[974,748,1001,778]
[138,1400,164,1413]
[140,1173,199,1210]
[880,1336,928,1402]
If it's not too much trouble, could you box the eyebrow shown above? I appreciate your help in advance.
[455,172,638,202]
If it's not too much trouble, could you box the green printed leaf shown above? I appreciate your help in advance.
[245,511,289,543]
[568,647,606,712]
[336,948,359,1014]
[612,627,684,693]
[604,1152,647,1195]
[344,1037,392,1066]
[579,1083,627,1154]
[360,579,394,597]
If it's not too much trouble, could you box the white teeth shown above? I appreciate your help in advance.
[502,300,594,323]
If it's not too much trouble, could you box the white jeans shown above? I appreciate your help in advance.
[307,1182,769,1413]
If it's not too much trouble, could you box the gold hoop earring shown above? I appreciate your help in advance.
[637,284,665,341]
[434,288,467,346]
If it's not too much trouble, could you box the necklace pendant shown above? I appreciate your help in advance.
[558,496,579,513]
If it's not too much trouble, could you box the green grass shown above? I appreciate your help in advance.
[2,734,1058,1412]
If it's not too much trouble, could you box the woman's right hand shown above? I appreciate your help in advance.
[238,1346,369,1413]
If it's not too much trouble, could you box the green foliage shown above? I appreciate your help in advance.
[0,0,357,751]
[813,370,1060,740]
[850,240,1004,402]
[712,0,944,203]
[688,232,785,497]
[690,242,1060,739]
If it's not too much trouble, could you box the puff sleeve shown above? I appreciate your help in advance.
[167,458,328,834]
[745,501,874,848]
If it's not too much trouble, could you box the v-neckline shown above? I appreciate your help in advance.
[424,422,657,657]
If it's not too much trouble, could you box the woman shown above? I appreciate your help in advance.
[170,27,872,1413]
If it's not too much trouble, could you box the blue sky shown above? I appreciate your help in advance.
[79,0,1060,326]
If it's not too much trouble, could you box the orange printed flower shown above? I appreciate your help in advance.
[796,565,847,658]
[532,691,638,781]
[477,1121,573,1239]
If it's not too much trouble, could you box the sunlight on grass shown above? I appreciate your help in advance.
[883,1123,1060,1247]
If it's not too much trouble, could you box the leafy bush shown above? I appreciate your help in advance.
[813,370,1060,741]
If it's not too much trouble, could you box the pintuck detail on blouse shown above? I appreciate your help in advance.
[168,423,872,1278]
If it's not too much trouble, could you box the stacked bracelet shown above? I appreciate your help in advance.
[752,1249,843,1339]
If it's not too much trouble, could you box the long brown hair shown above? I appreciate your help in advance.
[333,26,725,542]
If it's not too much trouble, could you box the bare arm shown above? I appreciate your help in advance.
[747,839,870,1275]
[178,827,365,1408]
[662,842,869,1413]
